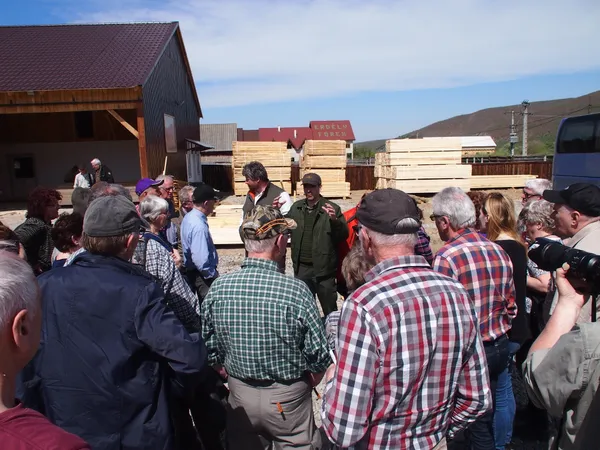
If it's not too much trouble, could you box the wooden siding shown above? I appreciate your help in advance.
[0,110,138,143]
[199,123,237,151]
[142,36,200,180]
[471,161,552,179]
[0,88,140,114]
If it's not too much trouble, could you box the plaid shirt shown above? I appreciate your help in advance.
[201,258,331,381]
[414,227,434,266]
[322,256,491,449]
[434,229,517,342]
[132,238,200,333]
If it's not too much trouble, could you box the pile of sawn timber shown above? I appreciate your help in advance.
[297,140,350,198]
[232,141,292,195]
[375,138,536,193]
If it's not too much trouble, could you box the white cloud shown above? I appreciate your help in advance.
[76,0,600,108]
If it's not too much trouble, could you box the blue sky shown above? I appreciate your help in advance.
[3,0,600,141]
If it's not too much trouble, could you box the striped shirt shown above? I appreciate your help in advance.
[434,229,517,342]
[322,256,491,449]
[201,258,331,381]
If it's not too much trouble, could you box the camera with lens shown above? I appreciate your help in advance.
[528,238,600,288]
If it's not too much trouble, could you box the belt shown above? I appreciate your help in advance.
[483,334,508,347]
[237,377,304,387]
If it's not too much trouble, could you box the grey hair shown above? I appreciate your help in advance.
[244,236,278,253]
[432,187,476,229]
[139,195,169,223]
[90,184,132,202]
[363,222,418,248]
[0,251,38,331]
[242,162,269,182]
[524,178,552,196]
[0,240,20,256]
[520,199,555,232]
[179,185,194,203]
[91,158,101,166]
[155,174,174,183]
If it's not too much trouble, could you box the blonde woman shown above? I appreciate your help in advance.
[480,192,530,449]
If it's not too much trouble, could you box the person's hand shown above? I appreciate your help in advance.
[213,364,228,380]
[556,264,587,310]
[172,249,182,268]
[324,363,336,383]
[272,194,285,209]
[322,203,337,221]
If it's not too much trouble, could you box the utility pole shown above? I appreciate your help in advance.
[521,100,531,156]
[505,110,518,157]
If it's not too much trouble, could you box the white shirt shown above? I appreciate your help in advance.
[73,173,90,189]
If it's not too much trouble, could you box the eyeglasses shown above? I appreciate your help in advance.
[522,192,541,200]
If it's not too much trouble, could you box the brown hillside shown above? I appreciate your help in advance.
[359,90,600,151]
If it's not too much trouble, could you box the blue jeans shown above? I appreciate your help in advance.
[493,341,521,450]
[466,334,510,450]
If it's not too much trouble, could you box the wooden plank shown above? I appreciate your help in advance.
[232,141,287,154]
[386,164,472,180]
[233,153,292,167]
[303,140,346,156]
[299,168,346,183]
[384,150,462,165]
[107,109,139,138]
[295,182,350,198]
[136,104,148,178]
[301,155,347,168]
[233,166,291,181]
[385,178,471,194]
[470,175,537,189]
[386,137,462,153]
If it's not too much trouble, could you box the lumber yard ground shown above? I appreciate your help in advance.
[0,187,550,448]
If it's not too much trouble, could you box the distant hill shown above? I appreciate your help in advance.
[357,90,600,155]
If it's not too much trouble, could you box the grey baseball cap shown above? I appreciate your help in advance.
[83,195,141,237]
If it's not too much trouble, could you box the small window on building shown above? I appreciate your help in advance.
[74,111,94,139]
[13,156,35,179]
[346,143,351,148]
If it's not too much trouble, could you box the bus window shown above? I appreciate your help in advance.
[557,116,599,153]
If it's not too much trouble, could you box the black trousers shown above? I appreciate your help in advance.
[296,262,338,316]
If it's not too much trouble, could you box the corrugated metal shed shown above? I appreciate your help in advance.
[200,123,237,151]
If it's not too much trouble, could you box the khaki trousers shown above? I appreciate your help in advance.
[227,376,322,450]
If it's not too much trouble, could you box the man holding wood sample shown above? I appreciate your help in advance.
[287,173,349,316]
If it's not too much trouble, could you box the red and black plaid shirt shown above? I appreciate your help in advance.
[322,256,491,449]
[434,229,517,342]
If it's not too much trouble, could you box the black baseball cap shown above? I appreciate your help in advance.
[356,188,421,235]
[301,173,322,186]
[192,184,219,203]
[542,183,600,217]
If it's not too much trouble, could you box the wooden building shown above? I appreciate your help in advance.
[0,23,202,201]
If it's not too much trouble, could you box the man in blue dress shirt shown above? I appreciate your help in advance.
[181,184,220,300]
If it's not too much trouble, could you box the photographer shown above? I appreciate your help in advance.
[543,183,600,323]
[523,264,600,449]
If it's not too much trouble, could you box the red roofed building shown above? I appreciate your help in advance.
[237,120,356,161]
[0,23,203,201]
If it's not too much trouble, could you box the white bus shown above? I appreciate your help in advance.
[553,113,600,190]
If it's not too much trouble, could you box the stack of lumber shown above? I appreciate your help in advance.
[297,140,350,198]
[232,141,292,195]
[375,138,471,193]
[375,137,538,193]
[207,204,243,245]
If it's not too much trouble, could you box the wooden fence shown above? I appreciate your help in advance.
[202,161,553,193]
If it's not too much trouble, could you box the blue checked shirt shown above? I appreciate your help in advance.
[181,208,218,279]
[201,258,331,381]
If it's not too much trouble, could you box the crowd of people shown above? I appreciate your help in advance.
[0,161,598,450]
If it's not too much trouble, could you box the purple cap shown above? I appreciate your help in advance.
[135,178,163,196]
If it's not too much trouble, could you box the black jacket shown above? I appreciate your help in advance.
[19,252,207,450]
[287,196,349,278]
[92,165,115,184]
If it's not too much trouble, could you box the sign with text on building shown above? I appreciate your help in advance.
[312,122,349,139]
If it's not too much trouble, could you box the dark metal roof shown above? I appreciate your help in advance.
[0,23,179,91]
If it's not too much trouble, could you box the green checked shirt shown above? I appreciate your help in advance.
[201,257,331,381]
